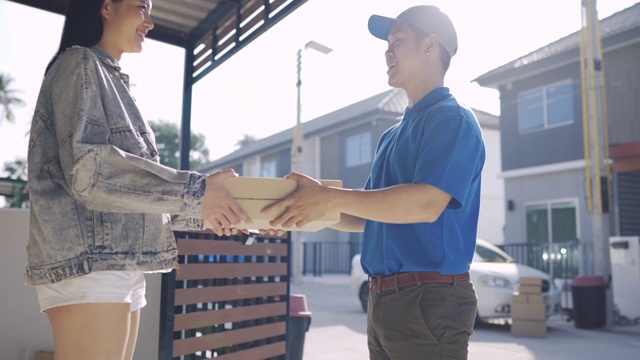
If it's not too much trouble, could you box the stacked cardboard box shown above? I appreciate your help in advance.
[511,277,547,337]
[34,352,54,360]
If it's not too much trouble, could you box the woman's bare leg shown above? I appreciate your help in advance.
[46,303,132,360]
[124,309,141,360]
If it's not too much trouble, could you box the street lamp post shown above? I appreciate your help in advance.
[291,40,332,285]
[292,40,333,174]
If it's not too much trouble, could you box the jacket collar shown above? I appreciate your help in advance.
[89,45,130,88]
[89,45,122,72]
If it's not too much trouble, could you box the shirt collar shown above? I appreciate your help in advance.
[405,87,452,115]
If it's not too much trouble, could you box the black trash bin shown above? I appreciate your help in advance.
[287,294,312,360]
[571,275,606,329]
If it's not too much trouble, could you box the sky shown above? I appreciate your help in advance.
[1,0,639,171]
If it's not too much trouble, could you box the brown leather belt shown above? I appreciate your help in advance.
[369,271,470,293]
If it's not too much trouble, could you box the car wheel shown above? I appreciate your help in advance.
[473,312,484,328]
[359,282,369,313]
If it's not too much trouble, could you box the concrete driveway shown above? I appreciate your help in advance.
[291,275,640,360]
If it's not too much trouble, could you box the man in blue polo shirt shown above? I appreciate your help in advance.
[264,5,484,359]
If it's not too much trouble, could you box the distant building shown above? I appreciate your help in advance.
[474,3,640,278]
[199,88,503,245]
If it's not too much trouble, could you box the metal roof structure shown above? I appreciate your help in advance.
[7,0,308,169]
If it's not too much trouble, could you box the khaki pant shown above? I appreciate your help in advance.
[367,279,477,360]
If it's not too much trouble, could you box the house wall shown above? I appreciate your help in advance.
[479,127,505,244]
[320,133,340,181]
[498,38,640,249]
[503,167,593,245]
[242,157,261,177]
[0,209,51,360]
[613,170,640,236]
[228,162,243,175]
[500,62,584,171]
[0,208,162,360]
[296,137,315,177]
[603,41,640,146]
[276,148,292,176]
[333,117,399,190]
[337,120,377,189]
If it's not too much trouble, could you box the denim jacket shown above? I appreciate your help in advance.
[25,45,207,285]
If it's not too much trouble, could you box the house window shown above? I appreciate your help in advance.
[525,200,579,278]
[261,159,276,178]
[346,132,371,167]
[519,81,574,132]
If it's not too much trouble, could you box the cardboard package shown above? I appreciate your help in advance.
[517,277,543,294]
[511,300,546,321]
[511,277,547,337]
[511,319,547,338]
[512,293,544,304]
[518,284,542,294]
[205,177,343,232]
[34,352,54,360]
[519,277,543,287]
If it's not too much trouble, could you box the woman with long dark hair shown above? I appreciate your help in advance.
[25,1,252,358]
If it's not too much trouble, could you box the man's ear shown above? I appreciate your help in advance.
[422,33,440,55]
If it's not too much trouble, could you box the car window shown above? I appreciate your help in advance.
[473,243,514,263]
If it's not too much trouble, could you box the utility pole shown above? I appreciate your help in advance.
[291,41,332,284]
[579,0,613,326]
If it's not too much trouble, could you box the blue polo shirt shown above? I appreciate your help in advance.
[361,87,485,276]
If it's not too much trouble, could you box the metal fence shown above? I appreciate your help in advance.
[302,241,361,277]
[499,241,595,280]
[302,240,595,284]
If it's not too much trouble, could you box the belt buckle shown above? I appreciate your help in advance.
[394,273,400,292]
[368,275,382,293]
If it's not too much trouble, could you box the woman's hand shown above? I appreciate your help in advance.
[202,169,253,236]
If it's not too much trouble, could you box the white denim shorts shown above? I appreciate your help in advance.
[35,271,147,313]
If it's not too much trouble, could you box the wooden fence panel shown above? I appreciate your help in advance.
[159,230,290,360]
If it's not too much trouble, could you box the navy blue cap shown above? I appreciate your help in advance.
[368,5,458,57]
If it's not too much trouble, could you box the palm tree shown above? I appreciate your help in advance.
[0,73,25,124]
[235,134,257,149]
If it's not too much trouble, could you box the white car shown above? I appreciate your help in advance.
[349,238,561,324]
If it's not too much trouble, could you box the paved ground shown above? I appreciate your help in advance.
[291,274,640,360]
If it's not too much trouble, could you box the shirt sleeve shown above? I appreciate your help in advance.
[413,113,485,209]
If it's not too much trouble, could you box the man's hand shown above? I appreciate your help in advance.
[203,169,253,236]
[261,172,331,229]
[257,228,287,237]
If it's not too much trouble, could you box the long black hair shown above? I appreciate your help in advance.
[45,0,120,75]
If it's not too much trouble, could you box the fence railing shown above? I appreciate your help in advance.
[301,240,595,284]
[302,241,361,277]
[499,241,595,280]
